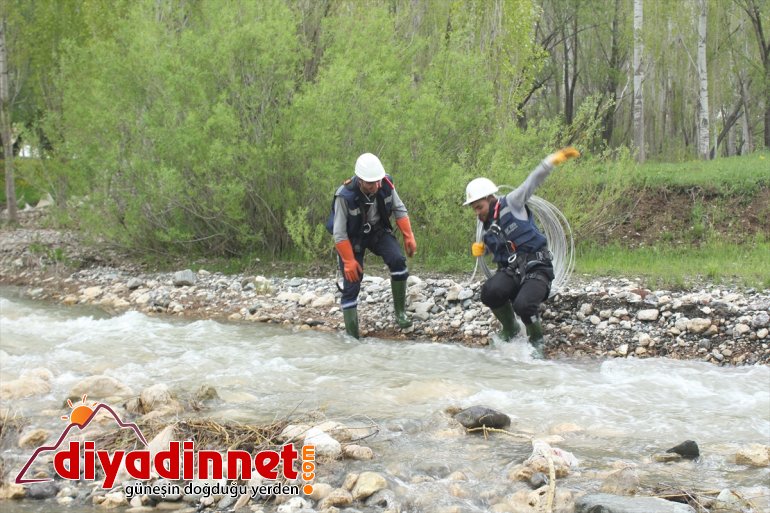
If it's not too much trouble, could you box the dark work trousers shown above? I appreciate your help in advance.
[480,268,550,325]
[339,229,408,310]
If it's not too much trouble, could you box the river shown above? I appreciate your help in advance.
[1,288,769,512]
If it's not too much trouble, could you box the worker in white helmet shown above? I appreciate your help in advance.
[325,153,417,338]
[464,148,580,357]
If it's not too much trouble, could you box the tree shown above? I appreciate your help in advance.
[632,0,645,161]
[0,15,17,222]
[735,0,769,149]
[696,0,710,159]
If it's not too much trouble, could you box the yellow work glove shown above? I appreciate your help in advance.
[547,147,581,166]
[471,242,485,257]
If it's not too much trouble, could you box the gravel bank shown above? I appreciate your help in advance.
[1,210,768,366]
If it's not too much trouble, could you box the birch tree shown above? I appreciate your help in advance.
[0,16,16,222]
[696,0,710,159]
[632,0,644,161]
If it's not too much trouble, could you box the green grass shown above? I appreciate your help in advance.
[576,239,770,290]
[632,152,770,194]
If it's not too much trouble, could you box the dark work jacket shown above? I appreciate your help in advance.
[325,176,395,247]
[483,196,547,266]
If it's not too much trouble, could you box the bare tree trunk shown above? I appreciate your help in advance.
[727,114,737,156]
[561,7,578,126]
[601,0,623,144]
[737,0,769,149]
[0,17,17,223]
[633,0,645,162]
[710,102,742,158]
[740,73,753,153]
[696,0,710,159]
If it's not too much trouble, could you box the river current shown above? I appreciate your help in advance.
[1,289,768,512]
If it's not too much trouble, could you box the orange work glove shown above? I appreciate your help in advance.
[471,242,485,257]
[396,216,417,257]
[335,240,362,282]
[547,147,581,166]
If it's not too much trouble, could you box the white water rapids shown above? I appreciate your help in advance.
[1,288,769,512]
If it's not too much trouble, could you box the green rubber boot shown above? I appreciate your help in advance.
[391,279,413,329]
[343,308,359,339]
[526,320,545,358]
[490,303,520,342]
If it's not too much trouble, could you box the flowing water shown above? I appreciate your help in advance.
[1,287,769,512]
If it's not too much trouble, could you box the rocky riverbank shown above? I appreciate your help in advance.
[1,208,769,366]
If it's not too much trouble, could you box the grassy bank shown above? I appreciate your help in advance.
[576,239,770,290]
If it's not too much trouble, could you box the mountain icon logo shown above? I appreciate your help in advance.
[15,398,147,484]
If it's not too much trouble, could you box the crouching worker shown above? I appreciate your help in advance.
[463,148,580,357]
[327,153,417,338]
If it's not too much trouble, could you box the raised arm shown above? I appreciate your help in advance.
[505,148,581,212]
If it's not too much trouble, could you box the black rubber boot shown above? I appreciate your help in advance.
[391,279,413,329]
[490,303,520,342]
[343,308,359,339]
[526,320,545,358]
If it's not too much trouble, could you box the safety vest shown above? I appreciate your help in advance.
[325,176,395,243]
[483,196,547,265]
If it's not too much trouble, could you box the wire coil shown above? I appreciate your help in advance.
[471,189,574,297]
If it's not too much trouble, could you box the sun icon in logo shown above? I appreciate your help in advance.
[62,394,98,427]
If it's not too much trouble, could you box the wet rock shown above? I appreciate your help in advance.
[318,488,353,509]
[95,490,128,508]
[666,440,700,459]
[25,481,59,500]
[304,427,342,459]
[306,483,333,501]
[18,428,49,448]
[653,452,682,463]
[139,383,173,413]
[276,496,311,512]
[351,471,388,501]
[70,375,134,399]
[1,370,52,400]
[278,424,310,443]
[453,405,511,430]
[528,472,549,489]
[195,384,219,402]
[576,493,696,512]
[735,444,770,467]
[364,488,399,510]
[343,444,374,460]
[600,467,640,496]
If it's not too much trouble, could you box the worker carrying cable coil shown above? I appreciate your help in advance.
[463,147,580,358]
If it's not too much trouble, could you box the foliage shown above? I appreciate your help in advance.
[284,206,328,261]
[2,0,768,268]
[0,158,43,206]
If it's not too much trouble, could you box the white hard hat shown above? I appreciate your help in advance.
[355,153,386,182]
[463,177,498,205]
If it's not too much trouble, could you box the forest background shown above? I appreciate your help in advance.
[0,0,768,288]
